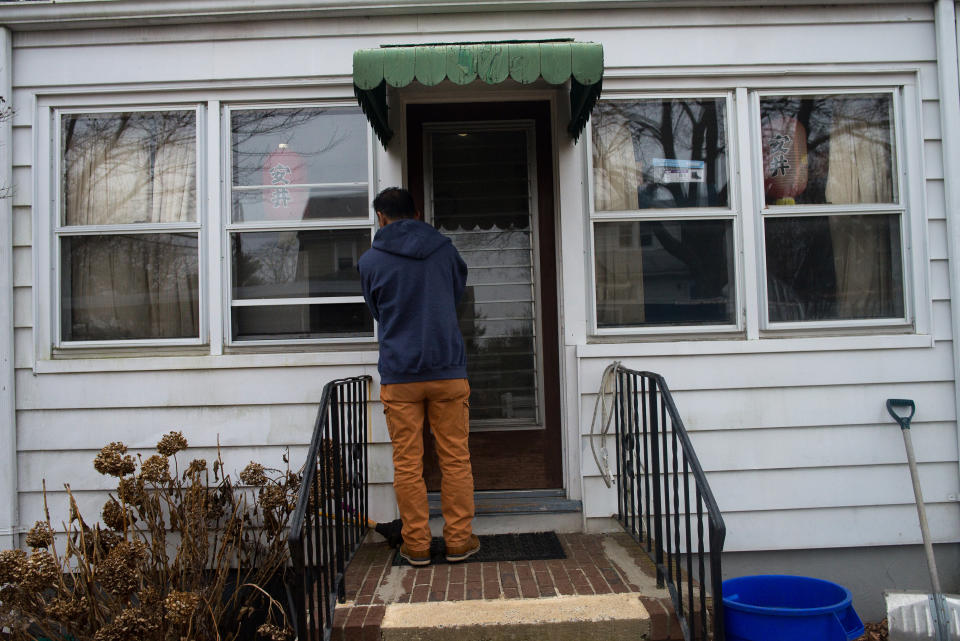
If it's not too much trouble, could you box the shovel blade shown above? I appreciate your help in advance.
[886,591,960,640]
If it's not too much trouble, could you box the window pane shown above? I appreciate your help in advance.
[62,111,197,226]
[232,303,373,340]
[232,229,370,300]
[592,99,728,211]
[431,128,540,425]
[765,215,904,322]
[232,185,368,222]
[60,234,199,341]
[760,94,896,206]
[231,106,367,189]
[594,220,735,327]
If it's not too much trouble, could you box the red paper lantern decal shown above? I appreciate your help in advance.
[762,115,808,204]
[262,143,308,220]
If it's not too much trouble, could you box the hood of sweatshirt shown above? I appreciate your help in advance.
[371,219,451,260]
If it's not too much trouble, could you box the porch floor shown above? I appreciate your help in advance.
[332,531,685,641]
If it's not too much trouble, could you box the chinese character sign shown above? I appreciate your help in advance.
[762,115,808,205]
[262,144,308,220]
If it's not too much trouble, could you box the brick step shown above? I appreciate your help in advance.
[331,532,695,641]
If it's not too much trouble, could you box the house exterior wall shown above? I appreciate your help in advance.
[3,0,958,579]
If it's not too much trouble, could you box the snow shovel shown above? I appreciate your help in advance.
[884,399,959,641]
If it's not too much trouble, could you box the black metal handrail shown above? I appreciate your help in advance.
[287,375,372,641]
[614,366,726,641]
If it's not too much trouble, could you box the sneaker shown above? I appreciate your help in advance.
[445,535,481,563]
[399,544,431,567]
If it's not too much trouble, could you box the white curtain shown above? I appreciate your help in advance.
[827,215,896,319]
[825,99,895,318]
[591,106,645,324]
[592,106,640,212]
[594,223,646,326]
[63,114,198,340]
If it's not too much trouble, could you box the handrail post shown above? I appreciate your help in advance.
[648,376,665,588]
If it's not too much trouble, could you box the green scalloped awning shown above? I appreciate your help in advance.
[353,41,603,146]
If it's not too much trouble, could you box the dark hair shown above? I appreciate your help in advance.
[373,187,417,220]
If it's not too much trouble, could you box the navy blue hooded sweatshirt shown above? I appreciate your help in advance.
[358,219,468,384]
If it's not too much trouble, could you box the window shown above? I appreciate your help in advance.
[226,106,373,342]
[57,109,201,344]
[589,88,911,336]
[758,93,905,325]
[590,97,737,330]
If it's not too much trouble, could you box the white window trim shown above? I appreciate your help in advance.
[51,103,207,350]
[586,91,744,337]
[751,87,914,332]
[221,100,376,347]
[584,72,931,342]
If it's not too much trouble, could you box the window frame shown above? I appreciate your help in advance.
[52,104,207,349]
[586,91,745,337]
[221,101,376,347]
[584,75,928,341]
[750,87,913,332]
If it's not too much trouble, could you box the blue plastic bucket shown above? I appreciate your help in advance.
[722,575,865,641]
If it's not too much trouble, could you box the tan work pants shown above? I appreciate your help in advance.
[381,378,475,552]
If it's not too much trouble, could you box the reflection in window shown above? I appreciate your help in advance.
[765,215,904,322]
[430,129,538,424]
[230,107,368,222]
[231,229,369,300]
[592,99,728,211]
[233,303,373,341]
[62,111,197,226]
[760,94,896,206]
[59,110,200,343]
[61,234,199,341]
[594,220,735,327]
[228,106,372,341]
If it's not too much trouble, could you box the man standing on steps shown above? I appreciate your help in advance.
[358,186,480,567]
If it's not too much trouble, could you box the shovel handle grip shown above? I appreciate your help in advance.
[886,398,915,430]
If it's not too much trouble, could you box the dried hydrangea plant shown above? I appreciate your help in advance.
[0,431,299,641]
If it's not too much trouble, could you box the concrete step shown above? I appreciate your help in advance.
[379,593,650,641]
[427,489,583,536]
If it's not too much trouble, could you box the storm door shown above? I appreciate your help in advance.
[407,102,562,490]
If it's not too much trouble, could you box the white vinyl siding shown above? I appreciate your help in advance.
[4,2,957,557]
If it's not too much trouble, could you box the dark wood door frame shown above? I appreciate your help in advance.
[407,101,562,490]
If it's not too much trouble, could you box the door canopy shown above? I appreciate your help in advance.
[353,40,603,146]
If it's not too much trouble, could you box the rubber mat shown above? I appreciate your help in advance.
[393,531,566,566]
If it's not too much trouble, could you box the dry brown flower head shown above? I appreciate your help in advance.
[101,498,130,531]
[0,548,26,584]
[163,590,201,625]
[47,595,88,622]
[140,454,171,483]
[258,485,287,511]
[22,549,58,592]
[239,462,267,486]
[257,623,294,641]
[94,442,137,478]
[97,540,146,595]
[156,431,188,456]
[93,606,159,641]
[116,476,146,507]
[95,527,123,556]
[25,521,54,549]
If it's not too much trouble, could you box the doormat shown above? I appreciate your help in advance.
[392,531,566,566]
